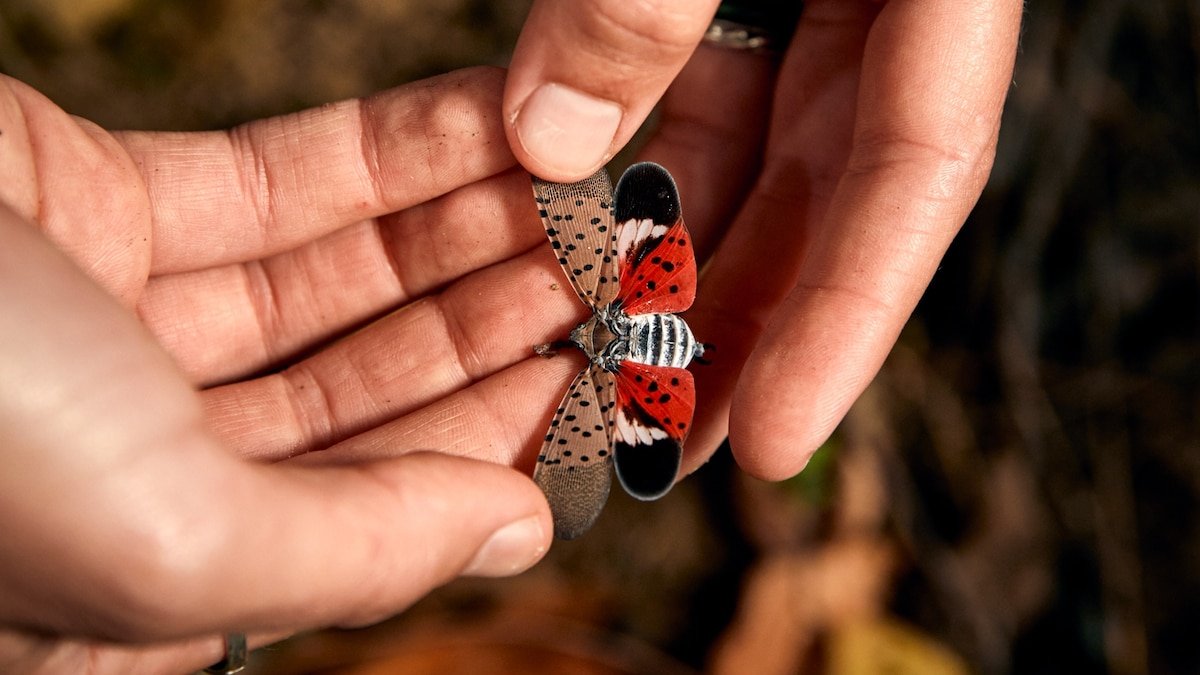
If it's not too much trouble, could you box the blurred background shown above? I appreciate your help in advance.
[1,1,1196,673]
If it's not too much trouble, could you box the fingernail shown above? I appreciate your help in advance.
[464,516,547,577]
[513,83,622,177]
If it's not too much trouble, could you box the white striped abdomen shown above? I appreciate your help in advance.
[625,313,699,369]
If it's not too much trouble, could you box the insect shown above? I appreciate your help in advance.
[532,162,704,539]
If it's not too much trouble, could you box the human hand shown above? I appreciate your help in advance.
[505,0,1023,478]
[0,67,572,673]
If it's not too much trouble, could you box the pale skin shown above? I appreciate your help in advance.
[0,0,1021,671]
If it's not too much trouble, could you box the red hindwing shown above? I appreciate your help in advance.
[610,361,695,500]
[614,361,697,444]
[614,217,697,316]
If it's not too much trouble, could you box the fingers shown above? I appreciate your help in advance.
[143,44,775,389]
[293,354,585,469]
[0,76,151,303]
[0,203,550,642]
[116,66,518,275]
[726,0,1024,478]
[138,168,545,385]
[200,247,585,460]
[634,44,778,474]
[210,453,549,634]
[679,1,879,473]
[505,0,719,181]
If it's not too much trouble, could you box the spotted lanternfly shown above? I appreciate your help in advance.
[532,162,704,540]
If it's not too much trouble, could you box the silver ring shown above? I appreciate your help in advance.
[702,18,776,53]
[203,633,247,674]
[702,1,803,55]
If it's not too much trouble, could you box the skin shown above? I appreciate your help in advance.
[0,68,566,672]
[505,0,1024,478]
[0,0,1022,670]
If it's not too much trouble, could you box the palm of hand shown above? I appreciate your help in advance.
[0,67,557,672]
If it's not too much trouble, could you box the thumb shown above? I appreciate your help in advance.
[21,451,551,641]
[505,0,719,181]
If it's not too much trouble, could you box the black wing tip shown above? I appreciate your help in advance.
[614,162,680,224]
[622,161,672,182]
[614,437,681,501]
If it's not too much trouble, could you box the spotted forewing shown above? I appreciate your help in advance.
[532,170,619,310]
[535,366,616,539]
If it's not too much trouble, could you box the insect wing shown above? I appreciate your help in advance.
[612,162,697,316]
[532,169,620,309]
[534,364,618,539]
[615,219,697,316]
[611,361,696,500]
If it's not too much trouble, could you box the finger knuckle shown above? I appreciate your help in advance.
[582,0,708,58]
[849,129,996,206]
